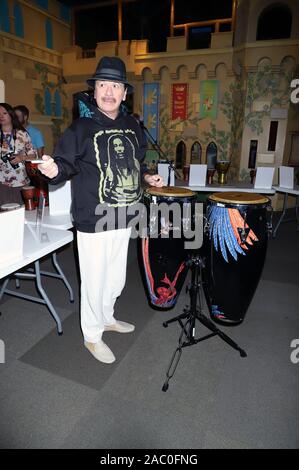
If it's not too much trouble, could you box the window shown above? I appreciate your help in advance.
[44,88,52,115]
[60,2,70,23]
[54,90,62,117]
[45,19,53,49]
[36,0,48,10]
[248,140,258,168]
[188,26,213,50]
[206,142,217,168]
[288,132,299,166]
[176,141,186,170]
[191,141,202,163]
[14,2,24,38]
[0,0,10,33]
[268,121,278,151]
[256,4,292,41]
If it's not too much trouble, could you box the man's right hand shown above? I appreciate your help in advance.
[38,155,59,179]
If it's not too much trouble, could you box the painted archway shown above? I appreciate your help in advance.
[176,140,186,170]
[190,141,202,163]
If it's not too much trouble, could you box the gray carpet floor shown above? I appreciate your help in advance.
[0,212,298,449]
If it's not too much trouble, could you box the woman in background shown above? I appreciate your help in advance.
[0,102,34,205]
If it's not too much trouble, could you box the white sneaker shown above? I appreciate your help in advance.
[104,320,135,333]
[84,340,116,364]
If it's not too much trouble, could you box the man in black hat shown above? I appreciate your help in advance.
[38,56,164,364]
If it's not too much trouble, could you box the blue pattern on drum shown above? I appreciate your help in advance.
[208,206,246,263]
[211,305,226,320]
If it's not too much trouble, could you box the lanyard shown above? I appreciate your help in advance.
[0,130,16,153]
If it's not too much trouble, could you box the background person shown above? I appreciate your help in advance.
[0,102,34,205]
[13,105,45,158]
[38,56,164,364]
[14,104,48,205]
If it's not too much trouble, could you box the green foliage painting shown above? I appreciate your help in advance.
[34,63,69,147]
[158,102,202,161]
[245,63,293,134]
[201,61,295,180]
[202,76,245,179]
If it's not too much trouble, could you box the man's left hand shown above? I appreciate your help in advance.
[144,174,164,187]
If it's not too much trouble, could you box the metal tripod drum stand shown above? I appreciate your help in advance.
[162,254,247,392]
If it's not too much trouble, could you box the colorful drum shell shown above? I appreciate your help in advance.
[140,186,197,310]
[202,192,271,325]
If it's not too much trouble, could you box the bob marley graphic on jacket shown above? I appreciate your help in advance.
[48,92,147,233]
[95,129,141,206]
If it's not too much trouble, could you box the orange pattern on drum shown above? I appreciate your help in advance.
[228,208,258,249]
[142,237,185,308]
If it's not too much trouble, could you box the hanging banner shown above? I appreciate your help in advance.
[172,83,188,120]
[143,83,160,142]
[199,80,219,119]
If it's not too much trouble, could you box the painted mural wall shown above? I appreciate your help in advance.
[1,0,299,210]
[0,0,71,153]
[137,53,296,185]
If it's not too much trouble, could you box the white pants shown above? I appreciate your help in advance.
[77,228,131,343]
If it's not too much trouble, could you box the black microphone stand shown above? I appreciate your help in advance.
[140,122,180,186]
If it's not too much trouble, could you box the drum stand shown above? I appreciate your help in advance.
[162,254,247,392]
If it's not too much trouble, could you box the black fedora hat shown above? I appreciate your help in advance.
[86,56,133,93]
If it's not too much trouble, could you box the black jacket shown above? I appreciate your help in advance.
[50,93,147,233]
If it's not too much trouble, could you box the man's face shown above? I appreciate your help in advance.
[112,137,125,156]
[94,80,127,119]
[15,110,26,126]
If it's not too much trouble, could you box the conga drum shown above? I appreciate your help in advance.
[21,185,36,211]
[203,192,272,324]
[141,186,197,309]
[25,161,49,207]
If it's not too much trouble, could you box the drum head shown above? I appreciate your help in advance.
[145,186,196,198]
[1,203,22,211]
[209,191,269,205]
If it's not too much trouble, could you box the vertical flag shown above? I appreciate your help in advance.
[172,83,188,120]
[199,80,219,119]
[143,83,160,142]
